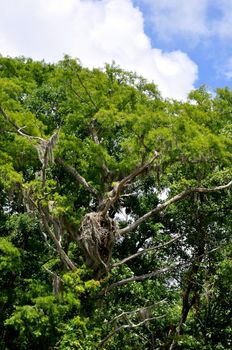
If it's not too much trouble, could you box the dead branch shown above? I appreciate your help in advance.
[101,152,159,216]
[109,300,167,325]
[112,235,181,268]
[106,243,226,294]
[99,315,165,347]
[106,265,173,292]
[43,266,64,296]
[119,181,232,236]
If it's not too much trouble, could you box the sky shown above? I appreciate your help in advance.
[0,0,232,100]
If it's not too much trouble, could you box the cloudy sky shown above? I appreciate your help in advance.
[0,0,232,100]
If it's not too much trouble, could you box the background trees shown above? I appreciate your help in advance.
[0,55,231,349]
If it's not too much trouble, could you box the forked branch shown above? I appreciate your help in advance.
[101,152,159,216]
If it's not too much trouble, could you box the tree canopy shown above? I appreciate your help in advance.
[0,55,232,349]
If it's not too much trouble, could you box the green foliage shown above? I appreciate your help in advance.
[0,56,232,349]
[0,237,21,273]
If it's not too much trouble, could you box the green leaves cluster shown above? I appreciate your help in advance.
[0,55,232,349]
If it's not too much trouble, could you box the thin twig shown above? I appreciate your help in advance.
[75,71,98,109]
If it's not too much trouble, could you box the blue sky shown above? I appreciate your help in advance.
[0,0,232,100]
[134,0,232,91]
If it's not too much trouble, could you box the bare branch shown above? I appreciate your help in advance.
[56,157,98,196]
[101,152,159,216]
[99,315,165,347]
[109,300,167,325]
[112,235,181,268]
[105,243,227,293]
[43,266,64,296]
[119,181,232,236]
[106,265,173,292]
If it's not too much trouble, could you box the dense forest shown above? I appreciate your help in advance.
[0,55,231,349]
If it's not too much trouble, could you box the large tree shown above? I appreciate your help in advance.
[0,56,231,349]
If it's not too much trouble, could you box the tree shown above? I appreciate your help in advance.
[0,55,231,349]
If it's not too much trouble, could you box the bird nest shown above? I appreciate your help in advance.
[79,212,117,271]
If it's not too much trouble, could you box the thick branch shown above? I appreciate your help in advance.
[43,266,64,296]
[119,181,232,236]
[101,152,159,216]
[112,235,181,268]
[56,157,98,196]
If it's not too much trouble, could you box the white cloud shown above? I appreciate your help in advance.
[0,32,18,57]
[140,0,232,42]
[140,0,209,41]
[224,57,232,80]
[0,0,198,100]
[210,0,232,39]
